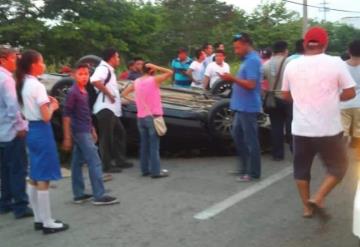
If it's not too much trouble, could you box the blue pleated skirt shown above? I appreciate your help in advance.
[26,121,62,181]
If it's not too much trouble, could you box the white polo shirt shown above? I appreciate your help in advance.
[90,60,122,117]
[21,75,50,121]
[282,54,356,137]
[204,61,230,88]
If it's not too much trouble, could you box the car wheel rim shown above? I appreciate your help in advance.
[213,107,234,136]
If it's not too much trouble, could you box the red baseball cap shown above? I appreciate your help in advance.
[304,27,329,46]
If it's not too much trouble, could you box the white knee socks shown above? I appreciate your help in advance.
[37,190,63,228]
[27,184,41,223]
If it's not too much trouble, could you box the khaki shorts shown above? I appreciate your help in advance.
[341,108,360,138]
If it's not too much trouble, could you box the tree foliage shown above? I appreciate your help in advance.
[0,0,359,68]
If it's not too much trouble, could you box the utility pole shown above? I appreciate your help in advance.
[319,0,330,22]
[303,0,308,37]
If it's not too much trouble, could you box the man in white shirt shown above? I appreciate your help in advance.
[282,27,356,219]
[202,43,214,69]
[340,39,360,159]
[91,48,133,173]
[203,50,230,89]
[186,49,206,89]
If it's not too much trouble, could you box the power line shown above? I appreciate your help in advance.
[283,0,360,14]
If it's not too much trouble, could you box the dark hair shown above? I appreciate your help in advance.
[341,52,350,61]
[214,42,224,50]
[349,39,360,57]
[74,63,90,71]
[272,41,288,54]
[101,47,118,62]
[215,49,226,56]
[178,47,188,54]
[202,42,212,50]
[194,49,203,59]
[15,50,42,105]
[127,60,135,69]
[143,62,154,75]
[233,33,253,45]
[294,39,305,54]
[261,48,272,59]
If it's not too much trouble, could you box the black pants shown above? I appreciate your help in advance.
[0,137,29,217]
[268,98,292,159]
[96,109,127,171]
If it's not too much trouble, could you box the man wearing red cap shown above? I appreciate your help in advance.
[282,27,356,220]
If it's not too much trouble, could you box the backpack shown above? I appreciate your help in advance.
[86,65,111,110]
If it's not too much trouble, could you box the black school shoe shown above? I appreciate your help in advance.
[34,220,62,231]
[92,195,120,206]
[43,223,69,235]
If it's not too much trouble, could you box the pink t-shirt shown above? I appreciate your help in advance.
[134,76,164,118]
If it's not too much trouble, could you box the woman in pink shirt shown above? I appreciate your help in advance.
[122,63,173,178]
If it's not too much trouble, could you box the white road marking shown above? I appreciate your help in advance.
[194,166,293,220]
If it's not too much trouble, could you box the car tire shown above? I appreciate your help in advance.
[210,80,232,98]
[50,78,75,141]
[76,55,102,74]
[207,99,234,141]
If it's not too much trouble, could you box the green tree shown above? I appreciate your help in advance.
[0,0,47,51]
[315,21,360,55]
[247,1,302,50]
[154,0,237,63]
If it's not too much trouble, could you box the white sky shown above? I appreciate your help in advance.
[224,0,360,22]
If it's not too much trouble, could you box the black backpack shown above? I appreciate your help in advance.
[86,65,111,110]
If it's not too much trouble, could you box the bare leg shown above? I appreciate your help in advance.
[295,179,313,216]
[309,175,339,208]
[36,181,50,191]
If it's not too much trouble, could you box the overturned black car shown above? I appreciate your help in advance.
[41,55,270,153]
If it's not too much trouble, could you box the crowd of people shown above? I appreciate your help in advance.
[0,26,359,236]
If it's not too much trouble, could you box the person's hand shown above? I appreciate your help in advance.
[16,130,27,139]
[49,96,59,111]
[145,63,157,70]
[121,97,133,105]
[108,94,116,104]
[62,138,72,152]
[91,128,98,143]
[219,73,236,82]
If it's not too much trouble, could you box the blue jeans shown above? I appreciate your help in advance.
[0,137,29,216]
[232,111,262,178]
[71,133,105,200]
[137,117,161,176]
[268,98,292,159]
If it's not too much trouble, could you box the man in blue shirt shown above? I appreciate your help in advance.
[171,48,192,88]
[220,33,262,182]
[0,46,33,218]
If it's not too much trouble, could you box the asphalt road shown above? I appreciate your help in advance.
[0,149,359,247]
